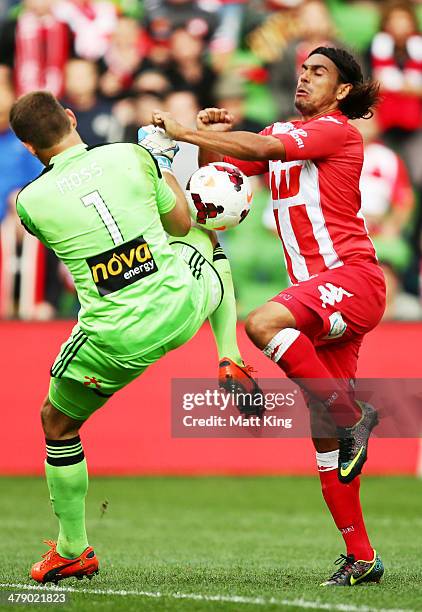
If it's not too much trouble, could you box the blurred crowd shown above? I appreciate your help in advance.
[0,0,422,321]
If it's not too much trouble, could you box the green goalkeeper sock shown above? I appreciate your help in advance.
[169,227,243,365]
[45,437,89,559]
[209,244,243,366]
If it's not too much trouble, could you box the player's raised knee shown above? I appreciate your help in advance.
[246,302,296,348]
[245,307,272,348]
[41,396,81,440]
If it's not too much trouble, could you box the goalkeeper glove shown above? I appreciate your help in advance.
[137,125,179,172]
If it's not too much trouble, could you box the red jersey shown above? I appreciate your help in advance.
[224,110,378,284]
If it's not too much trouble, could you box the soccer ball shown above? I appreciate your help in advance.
[185,162,252,231]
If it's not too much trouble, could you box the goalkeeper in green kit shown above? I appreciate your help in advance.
[9,91,261,584]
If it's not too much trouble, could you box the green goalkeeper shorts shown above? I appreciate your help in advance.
[49,237,223,421]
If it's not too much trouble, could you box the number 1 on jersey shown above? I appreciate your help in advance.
[81,190,124,246]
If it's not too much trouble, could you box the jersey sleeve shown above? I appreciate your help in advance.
[274,118,348,161]
[222,155,268,176]
[16,200,49,246]
[154,171,177,215]
[222,125,273,176]
[133,144,176,215]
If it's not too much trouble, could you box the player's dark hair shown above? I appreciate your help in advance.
[309,47,380,119]
[10,91,72,149]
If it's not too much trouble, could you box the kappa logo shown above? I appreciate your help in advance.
[318,283,353,310]
[87,236,158,296]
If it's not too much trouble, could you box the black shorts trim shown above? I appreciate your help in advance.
[51,332,88,379]
[51,331,84,377]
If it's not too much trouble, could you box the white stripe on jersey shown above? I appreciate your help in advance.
[277,197,309,281]
[299,161,343,271]
[271,159,309,280]
[269,123,343,282]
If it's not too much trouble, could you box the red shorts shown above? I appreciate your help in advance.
[272,262,386,380]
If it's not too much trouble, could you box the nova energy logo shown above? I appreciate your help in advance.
[87,236,158,296]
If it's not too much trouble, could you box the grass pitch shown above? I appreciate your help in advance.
[0,476,420,611]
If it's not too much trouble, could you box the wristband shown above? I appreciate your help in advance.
[154,155,174,172]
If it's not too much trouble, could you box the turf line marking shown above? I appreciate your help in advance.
[0,583,413,612]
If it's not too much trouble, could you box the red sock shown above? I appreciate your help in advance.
[264,328,360,426]
[317,451,373,560]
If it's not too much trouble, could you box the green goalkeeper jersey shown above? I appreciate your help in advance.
[17,142,201,356]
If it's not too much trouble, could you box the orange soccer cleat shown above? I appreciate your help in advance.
[218,357,265,417]
[30,540,99,584]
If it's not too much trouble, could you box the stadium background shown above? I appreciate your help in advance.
[1,0,421,478]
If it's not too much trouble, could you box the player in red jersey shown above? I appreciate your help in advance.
[152,47,386,586]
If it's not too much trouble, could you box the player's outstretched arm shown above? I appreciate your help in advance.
[152,110,286,162]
